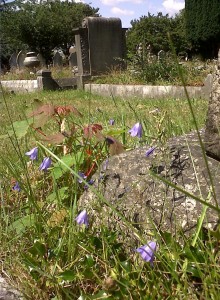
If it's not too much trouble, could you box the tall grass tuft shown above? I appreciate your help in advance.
[0,76,219,299]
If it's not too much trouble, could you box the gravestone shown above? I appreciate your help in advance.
[9,53,18,71]
[53,51,63,68]
[37,53,46,68]
[16,50,26,70]
[204,49,220,160]
[68,52,77,68]
[158,50,166,61]
[73,17,127,88]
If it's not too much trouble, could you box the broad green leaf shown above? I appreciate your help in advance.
[58,270,75,281]
[8,117,34,139]
[46,187,69,203]
[91,290,111,299]
[52,152,84,179]
[8,214,35,235]
[29,240,46,257]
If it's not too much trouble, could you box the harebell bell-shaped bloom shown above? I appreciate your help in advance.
[39,157,52,171]
[128,122,142,138]
[136,241,157,266]
[75,210,89,227]
[13,182,21,192]
[25,147,38,160]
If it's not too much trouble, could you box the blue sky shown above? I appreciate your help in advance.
[78,0,185,27]
[2,0,185,28]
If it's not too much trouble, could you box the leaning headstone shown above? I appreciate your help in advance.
[204,49,220,160]
[53,52,63,68]
[9,53,18,71]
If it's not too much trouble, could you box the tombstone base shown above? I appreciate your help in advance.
[76,74,91,89]
[37,70,60,91]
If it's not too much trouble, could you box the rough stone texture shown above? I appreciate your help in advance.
[0,276,23,300]
[204,49,220,160]
[79,130,220,241]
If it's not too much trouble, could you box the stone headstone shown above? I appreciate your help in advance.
[158,50,166,61]
[68,52,77,68]
[53,52,63,68]
[37,53,46,68]
[16,50,26,70]
[73,17,127,87]
[9,53,18,71]
[204,49,220,161]
[79,130,220,244]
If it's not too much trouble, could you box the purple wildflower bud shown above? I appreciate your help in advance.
[78,172,87,183]
[128,122,142,138]
[39,157,52,171]
[136,241,157,266]
[146,146,156,157]
[13,182,21,192]
[109,119,115,125]
[75,210,89,227]
[84,179,95,190]
[25,147,38,160]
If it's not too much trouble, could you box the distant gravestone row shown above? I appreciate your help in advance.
[8,48,77,72]
[9,51,46,72]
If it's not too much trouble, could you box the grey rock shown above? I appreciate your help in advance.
[79,130,220,241]
[204,49,220,161]
[0,277,23,300]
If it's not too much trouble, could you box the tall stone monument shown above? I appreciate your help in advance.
[73,17,127,88]
[204,49,220,161]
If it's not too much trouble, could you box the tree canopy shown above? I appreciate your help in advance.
[185,0,220,58]
[126,11,189,57]
[1,0,99,62]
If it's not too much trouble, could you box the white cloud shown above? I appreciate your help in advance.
[162,0,184,14]
[111,7,135,16]
[102,0,143,6]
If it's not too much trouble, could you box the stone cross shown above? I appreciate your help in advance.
[204,49,220,161]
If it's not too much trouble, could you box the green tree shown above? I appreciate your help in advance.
[1,0,99,62]
[126,11,189,57]
[185,0,220,58]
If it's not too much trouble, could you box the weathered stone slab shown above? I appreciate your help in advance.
[79,130,220,241]
[204,49,220,160]
[0,276,23,300]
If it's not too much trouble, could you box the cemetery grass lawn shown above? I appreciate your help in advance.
[1,89,219,299]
